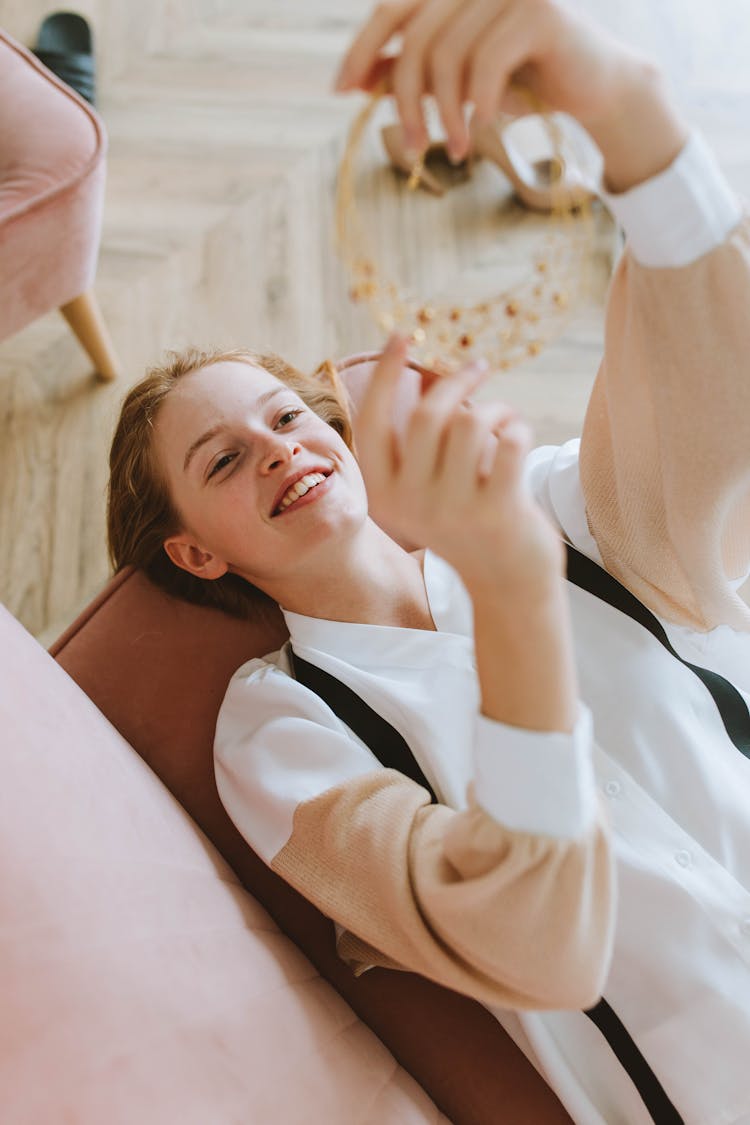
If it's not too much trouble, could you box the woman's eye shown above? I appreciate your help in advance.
[208,453,237,479]
[276,409,303,428]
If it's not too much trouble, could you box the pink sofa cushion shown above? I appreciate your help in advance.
[0,30,106,340]
[0,603,445,1123]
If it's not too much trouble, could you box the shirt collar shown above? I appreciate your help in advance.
[280,548,475,669]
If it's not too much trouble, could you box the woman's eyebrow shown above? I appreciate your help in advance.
[183,424,224,472]
[182,387,288,472]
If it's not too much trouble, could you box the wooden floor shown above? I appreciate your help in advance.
[2,0,749,640]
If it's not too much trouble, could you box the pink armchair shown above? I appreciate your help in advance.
[0,29,119,380]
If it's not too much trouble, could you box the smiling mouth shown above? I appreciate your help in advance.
[272,470,332,516]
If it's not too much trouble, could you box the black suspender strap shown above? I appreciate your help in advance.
[289,641,683,1124]
[289,649,438,801]
[564,542,750,760]
[585,999,684,1124]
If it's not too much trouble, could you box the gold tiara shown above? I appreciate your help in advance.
[335,87,597,375]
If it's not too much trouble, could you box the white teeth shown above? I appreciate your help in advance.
[276,472,327,512]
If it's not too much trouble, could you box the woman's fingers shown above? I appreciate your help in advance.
[467,9,534,123]
[357,55,397,94]
[358,342,490,495]
[399,359,488,491]
[335,0,421,92]
[390,0,463,152]
[428,34,469,159]
[337,1,635,163]
[485,415,534,493]
[354,334,411,486]
[428,0,507,159]
[336,0,524,157]
[438,400,519,501]
[355,337,528,511]
[355,338,535,559]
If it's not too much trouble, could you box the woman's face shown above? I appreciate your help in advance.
[155,360,368,591]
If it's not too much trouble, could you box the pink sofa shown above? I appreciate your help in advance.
[1,600,446,1123]
[0,357,574,1122]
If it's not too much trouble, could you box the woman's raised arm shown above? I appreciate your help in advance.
[580,154,750,631]
[338,1,750,629]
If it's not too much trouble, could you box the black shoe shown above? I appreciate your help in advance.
[33,11,96,107]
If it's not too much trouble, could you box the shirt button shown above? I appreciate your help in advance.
[740,917,750,938]
[674,850,692,869]
[604,781,621,798]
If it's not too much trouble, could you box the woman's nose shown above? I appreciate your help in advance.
[259,434,301,474]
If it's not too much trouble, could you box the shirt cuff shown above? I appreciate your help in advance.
[599,130,742,268]
[473,703,596,840]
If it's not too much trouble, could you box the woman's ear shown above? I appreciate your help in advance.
[163,535,228,580]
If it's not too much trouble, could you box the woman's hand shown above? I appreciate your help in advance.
[336,0,688,191]
[358,336,577,731]
[355,335,563,598]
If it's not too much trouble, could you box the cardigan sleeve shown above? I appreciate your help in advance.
[579,132,750,630]
[214,655,615,1012]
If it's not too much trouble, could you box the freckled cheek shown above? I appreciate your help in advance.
[183,489,249,551]
[212,487,264,534]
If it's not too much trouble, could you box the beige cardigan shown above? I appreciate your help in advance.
[581,218,750,632]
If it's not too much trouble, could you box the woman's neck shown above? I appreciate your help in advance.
[264,522,436,630]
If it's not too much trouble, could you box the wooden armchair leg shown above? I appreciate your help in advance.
[60,290,121,381]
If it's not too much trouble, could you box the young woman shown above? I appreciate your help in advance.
[106,2,750,1122]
